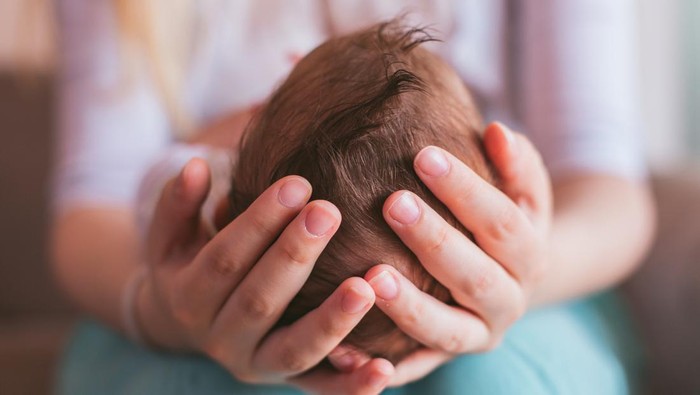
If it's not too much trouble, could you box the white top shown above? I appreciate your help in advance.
[53,0,645,213]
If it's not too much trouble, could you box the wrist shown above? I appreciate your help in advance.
[135,276,190,351]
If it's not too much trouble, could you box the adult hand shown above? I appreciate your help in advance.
[330,122,553,386]
[137,158,393,394]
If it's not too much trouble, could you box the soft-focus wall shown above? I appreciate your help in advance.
[0,2,71,394]
[1,0,697,167]
[637,0,688,169]
[0,0,55,73]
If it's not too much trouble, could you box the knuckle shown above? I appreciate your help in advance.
[424,226,449,255]
[171,302,198,329]
[169,289,198,327]
[278,346,308,373]
[238,291,277,321]
[279,238,313,266]
[469,269,497,301]
[318,315,347,339]
[485,207,521,241]
[403,300,425,327]
[212,257,241,277]
[437,333,467,354]
[458,174,482,199]
[248,209,279,239]
[206,245,244,277]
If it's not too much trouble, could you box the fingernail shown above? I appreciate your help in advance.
[388,193,420,225]
[305,205,336,236]
[342,286,371,314]
[369,271,398,300]
[278,179,310,208]
[416,147,449,177]
[496,122,516,149]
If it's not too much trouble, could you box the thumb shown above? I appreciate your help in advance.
[147,158,211,263]
[483,122,552,227]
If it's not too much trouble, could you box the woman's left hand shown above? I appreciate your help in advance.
[329,122,553,386]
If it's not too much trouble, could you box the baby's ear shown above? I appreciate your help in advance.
[213,197,232,231]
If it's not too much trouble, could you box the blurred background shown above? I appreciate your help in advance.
[1,0,700,394]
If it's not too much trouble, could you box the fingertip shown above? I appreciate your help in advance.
[384,191,421,226]
[494,122,516,145]
[303,200,342,237]
[277,176,312,209]
[373,358,395,376]
[484,123,519,180]
[179,158,211,201]
[182,158,210,184]
[364,264,396,282]
[339,277,375,314]
[308,199,342,220]
[340,277,374,299]
[365,358,394,389]
[382,190,405,213]
[484,123,512,153]
[414,146,450,178]
[365,266,399,301]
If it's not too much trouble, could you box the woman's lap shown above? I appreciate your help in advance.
[57,292,644,395]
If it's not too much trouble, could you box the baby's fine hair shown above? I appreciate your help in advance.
[229,20,494,363]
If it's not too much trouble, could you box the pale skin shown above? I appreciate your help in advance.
[51,113,655,395]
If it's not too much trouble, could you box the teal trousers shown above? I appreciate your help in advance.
[57,292,644,395]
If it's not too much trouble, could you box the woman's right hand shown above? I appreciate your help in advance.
[136,158,393,394]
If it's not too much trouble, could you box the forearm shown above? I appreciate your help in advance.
[50,207,142,332]
[531,173,656,306]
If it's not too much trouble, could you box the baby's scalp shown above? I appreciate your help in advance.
[229,20,494,363]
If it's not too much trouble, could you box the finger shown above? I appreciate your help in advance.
[382,192,524,326]
[328,344,372,373]
[483,122,552,227]
[412,146,538,280]
[251,277,374,377]
[147,158,211,263]
[289,359,394,395]
[174,176,312,330]
[365,264,491,354]
[212,200,342,364]
[388,349,452,387]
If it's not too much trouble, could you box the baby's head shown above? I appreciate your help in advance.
[229,21,494,363]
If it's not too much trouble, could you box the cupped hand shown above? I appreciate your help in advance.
[330,122,553,386]
[137,158,392,394]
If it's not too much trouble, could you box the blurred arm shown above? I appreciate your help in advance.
[518,0,655,304]
[51,0,171,329]
[533,174,655,305]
